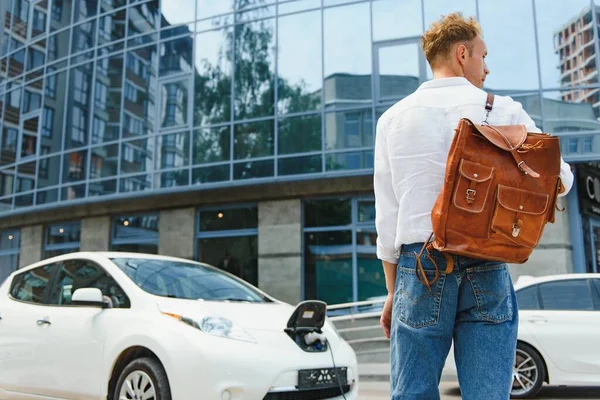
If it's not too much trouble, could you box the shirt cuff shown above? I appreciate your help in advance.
[377,243,399,264]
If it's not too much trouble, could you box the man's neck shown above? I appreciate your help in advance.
[432,66,465,80]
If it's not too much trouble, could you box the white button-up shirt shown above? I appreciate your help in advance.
[374,77,574,264]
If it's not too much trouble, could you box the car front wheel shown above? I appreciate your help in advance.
[114,357,171,400]
[511,342,545,399]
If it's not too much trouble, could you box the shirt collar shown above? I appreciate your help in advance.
[417,77,473,90]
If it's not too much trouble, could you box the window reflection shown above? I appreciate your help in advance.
[542,91,600,133]
[357,229,383,301]
[326,109,373,150]
[123,45,157,138]
[277,10,321,114]
[278,114,321,155]
[373,0,422,41]
[535,0,592,89]
[112,214,159,254]
[304,230,353,305]
[44,221,81,258]
[158,132,190,169]
[324,3,371,106]
[66,63,93,149]
[121,139,154,174]
[194,28,232,126]
[193,126,230,165]
[161,0,195,28]
[479,0,539,91]
[234,15,276,120]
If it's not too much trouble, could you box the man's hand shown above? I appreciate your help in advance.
[380,292,393,339]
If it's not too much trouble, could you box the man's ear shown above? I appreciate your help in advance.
[456,44,468,66]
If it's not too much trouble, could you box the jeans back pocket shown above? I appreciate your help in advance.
[466,263,513,323]
[395,253,446,329]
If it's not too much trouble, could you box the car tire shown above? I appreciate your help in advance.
[511,342,545,399]
[114,357,172,400]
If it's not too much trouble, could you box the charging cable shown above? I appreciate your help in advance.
[326,337,348,400]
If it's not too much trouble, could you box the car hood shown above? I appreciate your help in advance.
[156,298,297,331]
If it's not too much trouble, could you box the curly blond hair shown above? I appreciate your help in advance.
[421,12,482,69]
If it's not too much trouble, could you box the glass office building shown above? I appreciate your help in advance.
[0,0,598,305]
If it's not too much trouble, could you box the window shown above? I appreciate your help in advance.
[112,257,268,302]
[71,107,87,143]
[0,230,20,284]
[568,138,579,153]
[583,137,594,153]
[97,56,109,76]
[304,197,383,308]
[27,48,45,71]
[196,205,258,286]
[73,69,90,104]
[92,117,106,144]
[32,9,46,34]
[52,0,63,21]
[68,152,85,180]
[10,263,58,304]
[3,128,18,151]
[47,35,57,61]
[95,81,107,109]
[42,107,54,137]
[539,280,596,311]
[111,214,159,254]
[90,155,102,179]
[39,146,50,178]
[48,259,130,308]
[124,114,144,137]
[124,82,138,102]
[44,221,81,258]
[45,71,56,98]
[516,286,541,310]
[23,90,41,113]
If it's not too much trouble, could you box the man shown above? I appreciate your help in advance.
[374,13,574,400]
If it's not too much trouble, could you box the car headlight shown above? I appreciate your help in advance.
[162,312,257,344]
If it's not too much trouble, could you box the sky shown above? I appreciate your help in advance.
[160,0,599,96]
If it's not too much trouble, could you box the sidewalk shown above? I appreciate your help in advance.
[358,363,456,382]
[357,363,461,400]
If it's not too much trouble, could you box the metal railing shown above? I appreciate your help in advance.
[327,298,389,361]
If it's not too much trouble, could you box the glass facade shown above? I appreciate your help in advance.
[0,0,598,215]
[111,214,159,253]
[43,220,81,257]
[303,197,384,306]
[0,229,20,283]
[196,205,259,286]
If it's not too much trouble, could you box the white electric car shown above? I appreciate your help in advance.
[444,273,600,398]
[0,252,358,400]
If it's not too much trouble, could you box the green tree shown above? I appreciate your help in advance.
[192,0,321,182]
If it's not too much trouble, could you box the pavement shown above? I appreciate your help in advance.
[356,364,600,399]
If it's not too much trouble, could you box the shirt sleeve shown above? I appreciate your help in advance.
[514,101,574,197]
[374,117,399,264]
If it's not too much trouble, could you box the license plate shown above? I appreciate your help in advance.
[298,367,348,389]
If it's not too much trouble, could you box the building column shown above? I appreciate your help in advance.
[509,196,574,279]
[19,225,44,269]
[258,199,302,305]
[80,216,111,251]
[158,207,196,260]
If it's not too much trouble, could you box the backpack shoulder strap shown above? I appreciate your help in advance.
[483,93,494,124]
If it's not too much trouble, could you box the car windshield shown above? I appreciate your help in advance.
[111,258,269,302]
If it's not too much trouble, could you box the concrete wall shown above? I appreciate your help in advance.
[19,225,43,268]
[158,207,196,259]
[258,199,302,305]
[80,216,111,251]
[509,197,573,280]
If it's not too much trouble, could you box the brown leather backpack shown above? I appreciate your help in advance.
[415,94,564,289]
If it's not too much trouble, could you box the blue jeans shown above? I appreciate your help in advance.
[390,243,518,400]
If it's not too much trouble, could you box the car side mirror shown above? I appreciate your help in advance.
[72,288,107,308]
